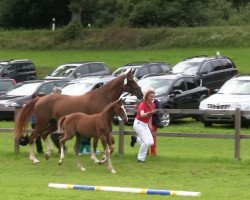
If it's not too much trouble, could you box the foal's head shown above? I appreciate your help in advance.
[112,98,128,124]
[123,69,143,100]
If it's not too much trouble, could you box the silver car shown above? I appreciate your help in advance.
[199,76,250,127]
[61,75,115,95]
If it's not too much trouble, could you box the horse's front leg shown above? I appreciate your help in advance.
[58,138,66,165]
[100,136,116,174]
[100,135,115,164]
[91,137,100,163]
[75,134,86,171]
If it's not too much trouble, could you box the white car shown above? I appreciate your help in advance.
[199,76,250,127]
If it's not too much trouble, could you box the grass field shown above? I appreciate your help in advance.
[1,119,250,200]
[1,48,250,78]
[1,48,250,199]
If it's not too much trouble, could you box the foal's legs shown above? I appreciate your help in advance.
[74,134,86,171]
[58,130,75,165]
[100,135,115,164]
[91,137,100,163]
[100,135,116,174]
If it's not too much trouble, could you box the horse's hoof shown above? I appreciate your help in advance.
[58,161,62,166]
[100,158,107,164]
[93,159,100,164]
[80,167,86,171]
[111,169,117,174]
[44,154,50,160]
[33,159,40,164]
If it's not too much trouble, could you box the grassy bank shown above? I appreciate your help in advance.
[1,26,250,50]
[1,48,250,78]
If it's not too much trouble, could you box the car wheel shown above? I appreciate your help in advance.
[160,113,171,127]
[204,121,212,127]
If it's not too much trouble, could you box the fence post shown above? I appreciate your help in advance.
[118,119,125,155]
[14,107,20,153]
[234,107,241,161]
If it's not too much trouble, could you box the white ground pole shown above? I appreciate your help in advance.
[48,183,201,197]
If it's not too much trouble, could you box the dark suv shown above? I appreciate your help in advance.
[172,55,238,92]
[45,61,112,80]
[122,74,209,126]
[0,59,37,83]
[112,62,172,80]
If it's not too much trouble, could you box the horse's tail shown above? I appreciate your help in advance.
[57,115,67,133]
[15,98,40,141]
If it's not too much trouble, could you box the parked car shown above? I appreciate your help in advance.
[0,78,16,96]
[45,61,112,80]
[172,55,238,92]
[199,76,250,127]
[112,62,172,80]
[0,79,68,119]
[0,59,37,83]
[61,75,115,95]
[121,74,209,126]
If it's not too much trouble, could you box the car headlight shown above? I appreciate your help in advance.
[5,101,21,108]
[231,102,250,110]
[199,100,207,109]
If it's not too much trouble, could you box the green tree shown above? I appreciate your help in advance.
[0,0,70,29]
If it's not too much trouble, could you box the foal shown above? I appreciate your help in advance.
[57,99,128,173]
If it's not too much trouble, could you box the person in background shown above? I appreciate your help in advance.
[130,87,156,163]
[31,93,44,154]
[150,98,161,156]
[79,136,91,155]
[49,86,67,153]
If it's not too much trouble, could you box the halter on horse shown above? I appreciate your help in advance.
[57,99,128,173]
[15,69,143,163]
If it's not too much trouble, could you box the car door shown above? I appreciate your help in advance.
[15,62,32,82]
[136,67,150,79]
[200,60,225,91]
[74,65,89,78]
[148,64,162,74]
[170,78,188,109]
[88,63,107,75]
[210,59,229,89]
[2,64,22,82]
[199,61,214,90]
[183,77,202,109]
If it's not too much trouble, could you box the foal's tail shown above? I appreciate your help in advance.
[57,115,67,133]
[15,98,40,141]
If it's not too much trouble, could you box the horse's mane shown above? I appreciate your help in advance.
[103,100,118,111]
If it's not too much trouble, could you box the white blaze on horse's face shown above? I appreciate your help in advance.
[124,78,127,85]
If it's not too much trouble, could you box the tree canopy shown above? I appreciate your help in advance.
[0,0,250,29]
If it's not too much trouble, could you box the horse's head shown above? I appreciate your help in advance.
[114,98,128,124]
[123,69,143,100]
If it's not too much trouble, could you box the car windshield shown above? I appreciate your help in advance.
[6,82,41,96]
[0,81,15,91]
[112,67,130,76]
[218,80,250,95]
[49,65,77,77]
[61,83,93,95]
[172,61,200,75]
[138,78,173,95]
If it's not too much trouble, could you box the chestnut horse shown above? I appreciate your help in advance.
[57,99,128,173]
[15,70,143,163]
